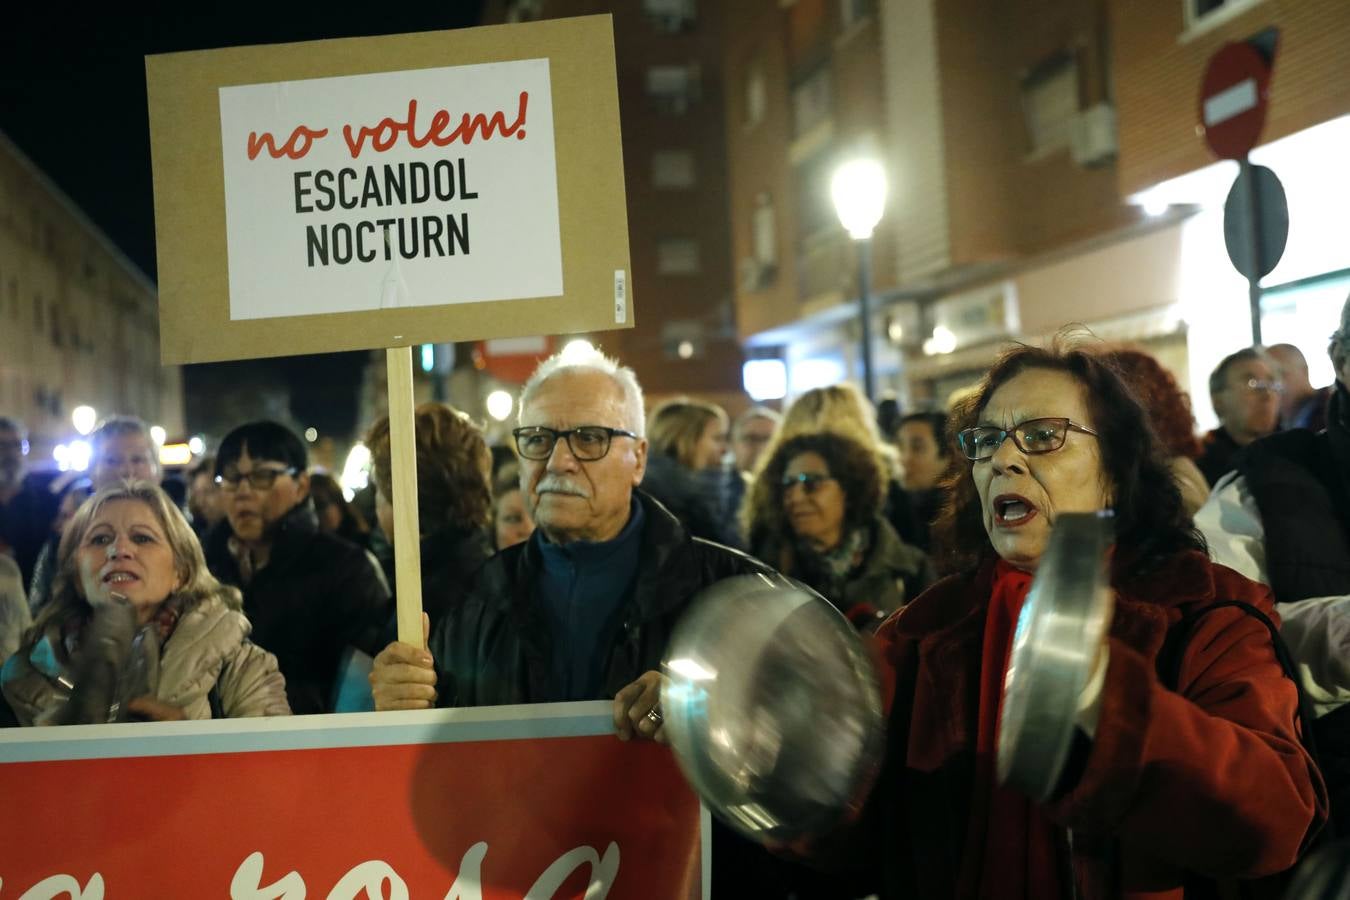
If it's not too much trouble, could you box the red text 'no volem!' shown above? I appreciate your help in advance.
[246,91,529,162]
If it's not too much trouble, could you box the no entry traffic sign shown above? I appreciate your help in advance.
[1199,42,1273,160]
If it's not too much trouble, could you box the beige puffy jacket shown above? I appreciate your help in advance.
[2,592,291,724]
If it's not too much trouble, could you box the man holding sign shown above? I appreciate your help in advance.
[371,347,754,711]
[371,347,828,894]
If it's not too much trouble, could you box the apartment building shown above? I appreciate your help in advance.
[725,0,1350,426]
[0,130,184,464]
[1113,0,1350,424]
[483,0,746,411]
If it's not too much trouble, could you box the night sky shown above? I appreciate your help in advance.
[0,4,484,440]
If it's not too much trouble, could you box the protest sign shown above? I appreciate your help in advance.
[146,15,636,642]
[0,703,707,899]
[146,15,631,365]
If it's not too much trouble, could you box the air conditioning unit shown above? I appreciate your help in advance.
[1070,103,1118,167]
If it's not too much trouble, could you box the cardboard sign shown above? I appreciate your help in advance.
[146,16,633,364]
[0,703,707,899]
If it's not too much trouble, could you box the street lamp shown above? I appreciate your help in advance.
[830,158,887,401]
[72,405,97,436]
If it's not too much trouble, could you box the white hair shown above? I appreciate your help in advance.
[519,346,647,436]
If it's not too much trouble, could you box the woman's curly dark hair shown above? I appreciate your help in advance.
[932,340,1204,584]
[746,432,884,558]
[366,403,493,534]
[1104,347,1202,460]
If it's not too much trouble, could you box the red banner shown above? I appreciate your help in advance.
[0,703,705,899]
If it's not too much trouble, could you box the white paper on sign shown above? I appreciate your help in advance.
[218,59,563,321]
[1203,78,1258,128]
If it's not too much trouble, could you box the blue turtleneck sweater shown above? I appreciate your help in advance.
[533,497,645,702]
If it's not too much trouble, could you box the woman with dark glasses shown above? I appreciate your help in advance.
[743,431,933,630]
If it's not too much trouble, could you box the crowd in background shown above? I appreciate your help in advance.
[0,305,1347,893]
[0,327,1338,720]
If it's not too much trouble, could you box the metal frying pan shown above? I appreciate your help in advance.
[997,510,1115,802]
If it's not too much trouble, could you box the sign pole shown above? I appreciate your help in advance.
[1240,159,1265,345]
[386,346,425,646]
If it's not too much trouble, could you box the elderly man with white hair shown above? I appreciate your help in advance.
[370,346,825,893]
[1196,291,1350,832]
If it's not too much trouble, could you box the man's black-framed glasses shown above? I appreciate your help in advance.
[957,417,1098,461]
[512,426,639,461]
[215,466,299,491]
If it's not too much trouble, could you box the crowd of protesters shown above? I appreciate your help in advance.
[0,295,1348,895]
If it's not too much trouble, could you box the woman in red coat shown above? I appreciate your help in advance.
[855,342,1326,898]
[616,341,1325,897]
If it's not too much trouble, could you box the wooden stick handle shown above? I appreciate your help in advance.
[386,347,425,646]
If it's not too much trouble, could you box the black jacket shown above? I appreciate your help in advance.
[1237,421,1350,604]
[384,522,494,644]
[1197,427,1243,487]
[430,491,763,707]
[0,475,59,592]
[639,454,742,549]
[204,501,390,715]
[1235,383,1350,836]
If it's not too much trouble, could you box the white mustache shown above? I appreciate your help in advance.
[536,476,590,498]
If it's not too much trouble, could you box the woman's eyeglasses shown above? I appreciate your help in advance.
[957,417,1098,461]
[215,466,298,491]
[781,472,834,494]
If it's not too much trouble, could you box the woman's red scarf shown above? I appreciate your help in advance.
[958,559,1065,899]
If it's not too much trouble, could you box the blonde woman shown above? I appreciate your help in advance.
[741,383,922,549]
[642,398,739,547]
[1,481,290,725]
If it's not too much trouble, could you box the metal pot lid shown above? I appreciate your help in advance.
[660,573,886,844]
[996,510,1115,802]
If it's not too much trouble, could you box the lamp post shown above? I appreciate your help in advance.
[830,158,887,401]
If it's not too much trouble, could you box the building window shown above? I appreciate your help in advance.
[643,0,696,33]
[1021,54,1080,156]
[646,64,701,115]
[792,66,832,139]
[753,193,778,268]
[656,238,701,275]
[1186,0,1264,30]
[745,60,766,128]
[741,193,779,292]
[505,0,542,23]
[652,150,696,189]
[795,149,837,240]
[840,0,874,28]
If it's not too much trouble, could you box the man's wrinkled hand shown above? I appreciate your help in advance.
[370,613,438,711]
[614,670,667,744]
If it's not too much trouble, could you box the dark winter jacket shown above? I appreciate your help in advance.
[1196,427,1243,487]
[204,501,390,715]
[755,517,935,631]
[429,490,763,707]
[1235,383,1350,605]
[638,454,742,549]
[0,475,59,593]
